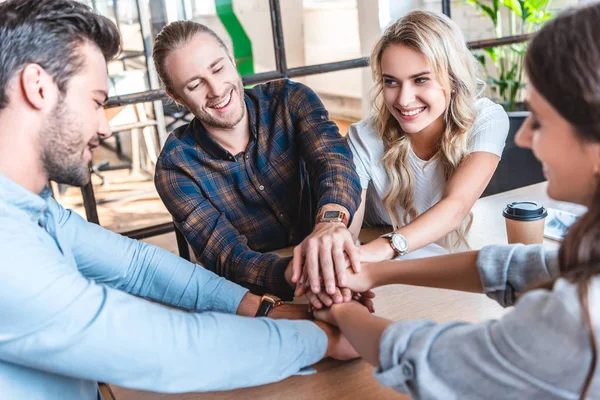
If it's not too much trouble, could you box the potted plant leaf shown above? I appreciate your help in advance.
[467,0,553,195]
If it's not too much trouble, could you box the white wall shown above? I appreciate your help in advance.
[302,3,362,100]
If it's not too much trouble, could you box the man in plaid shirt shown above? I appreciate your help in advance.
[153,21,362,301]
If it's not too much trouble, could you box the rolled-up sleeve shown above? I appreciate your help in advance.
[477,244,560,307]
[374,279,589,399]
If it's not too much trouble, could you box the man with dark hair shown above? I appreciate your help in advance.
[0,1,357,398]
[153,21,363,303]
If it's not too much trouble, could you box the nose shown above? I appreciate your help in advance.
[397,83,415,107]
[514,116,533,149]
[98,111,112,140]
[205,76,222,98]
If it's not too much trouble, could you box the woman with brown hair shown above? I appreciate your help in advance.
[314,3,600,398]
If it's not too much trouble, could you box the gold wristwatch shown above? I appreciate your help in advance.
[317,210,349,226]
[254,294,285,317]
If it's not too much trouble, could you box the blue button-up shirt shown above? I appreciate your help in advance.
[0,173,327,399]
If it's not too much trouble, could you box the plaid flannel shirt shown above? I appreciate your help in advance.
[155,79,361,299]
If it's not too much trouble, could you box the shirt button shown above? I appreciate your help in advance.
[401,362,414,378]
[259,185,265,191]
[245,154,249,160]
[279,212,284,218]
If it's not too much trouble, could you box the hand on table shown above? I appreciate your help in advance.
[291,221,360,296]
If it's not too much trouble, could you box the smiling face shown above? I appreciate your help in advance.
[515,84,600,206]
[40,42,111,186]
[380,44,448,138]
[164,33,245,130]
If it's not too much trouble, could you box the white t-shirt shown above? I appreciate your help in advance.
[347,97,509,250]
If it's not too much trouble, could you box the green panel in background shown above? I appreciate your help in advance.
[215,0,255,76]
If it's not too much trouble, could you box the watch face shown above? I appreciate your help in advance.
[323,210,341,219]
[391,234,408,252]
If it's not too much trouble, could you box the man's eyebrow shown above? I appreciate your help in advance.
[210,57,224,69]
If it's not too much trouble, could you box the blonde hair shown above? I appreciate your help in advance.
[371,10,482,248]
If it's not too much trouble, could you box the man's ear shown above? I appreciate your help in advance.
[20,64,57,111]
[165,88,184,107]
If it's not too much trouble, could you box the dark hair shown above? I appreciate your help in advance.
[0,0,121,110]
[526,3,600,399]
[153,21,229,94]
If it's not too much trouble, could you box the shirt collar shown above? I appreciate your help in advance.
[189,91,258,160]
[0,173,52,221]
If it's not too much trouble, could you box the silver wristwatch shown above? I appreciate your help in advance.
[380,232,409,257]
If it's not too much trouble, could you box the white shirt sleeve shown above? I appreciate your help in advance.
[347,118,380,189]
[469,98,510,158]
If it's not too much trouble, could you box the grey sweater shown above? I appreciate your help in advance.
[375,244,599,399]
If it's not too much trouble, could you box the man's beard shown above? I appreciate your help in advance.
[40,101,91,187]
[192,80,245,129]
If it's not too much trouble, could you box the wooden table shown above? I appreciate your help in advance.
[109,182,586,400]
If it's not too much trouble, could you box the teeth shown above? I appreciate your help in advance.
[212,91,232,109]
[400,107,425,116]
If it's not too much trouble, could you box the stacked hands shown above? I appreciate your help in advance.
[285,219,377,360]
[292,219,374,311]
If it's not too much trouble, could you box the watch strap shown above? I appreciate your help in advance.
[254,294,284,317]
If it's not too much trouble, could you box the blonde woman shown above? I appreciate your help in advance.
[348,11,509,263]
[316,4,600,397]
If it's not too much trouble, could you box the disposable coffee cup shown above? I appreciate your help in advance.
[503,201,548,245]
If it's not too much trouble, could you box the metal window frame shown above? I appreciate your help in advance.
[85,0,531,250]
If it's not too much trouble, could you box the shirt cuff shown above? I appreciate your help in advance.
[286,319,328,368]
[477,244,558,307]
[209,276,250,314]
[374,320,435,391]
[269,256,294,300]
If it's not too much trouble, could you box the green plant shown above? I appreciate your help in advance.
[467,0,553,111]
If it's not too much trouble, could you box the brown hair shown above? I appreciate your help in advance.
[0,0,121,110]
[153,21,229,94]
[525,3,600,398]
[370,10,482,249]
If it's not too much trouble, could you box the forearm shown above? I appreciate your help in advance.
[332,304,392,366]
[236,292,261,316]
[367,251,483,293]
[60,206,248,314]
[363,196,470,259]
[182,216,295,299]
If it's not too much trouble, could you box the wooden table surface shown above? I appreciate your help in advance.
[109,182,586,400]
